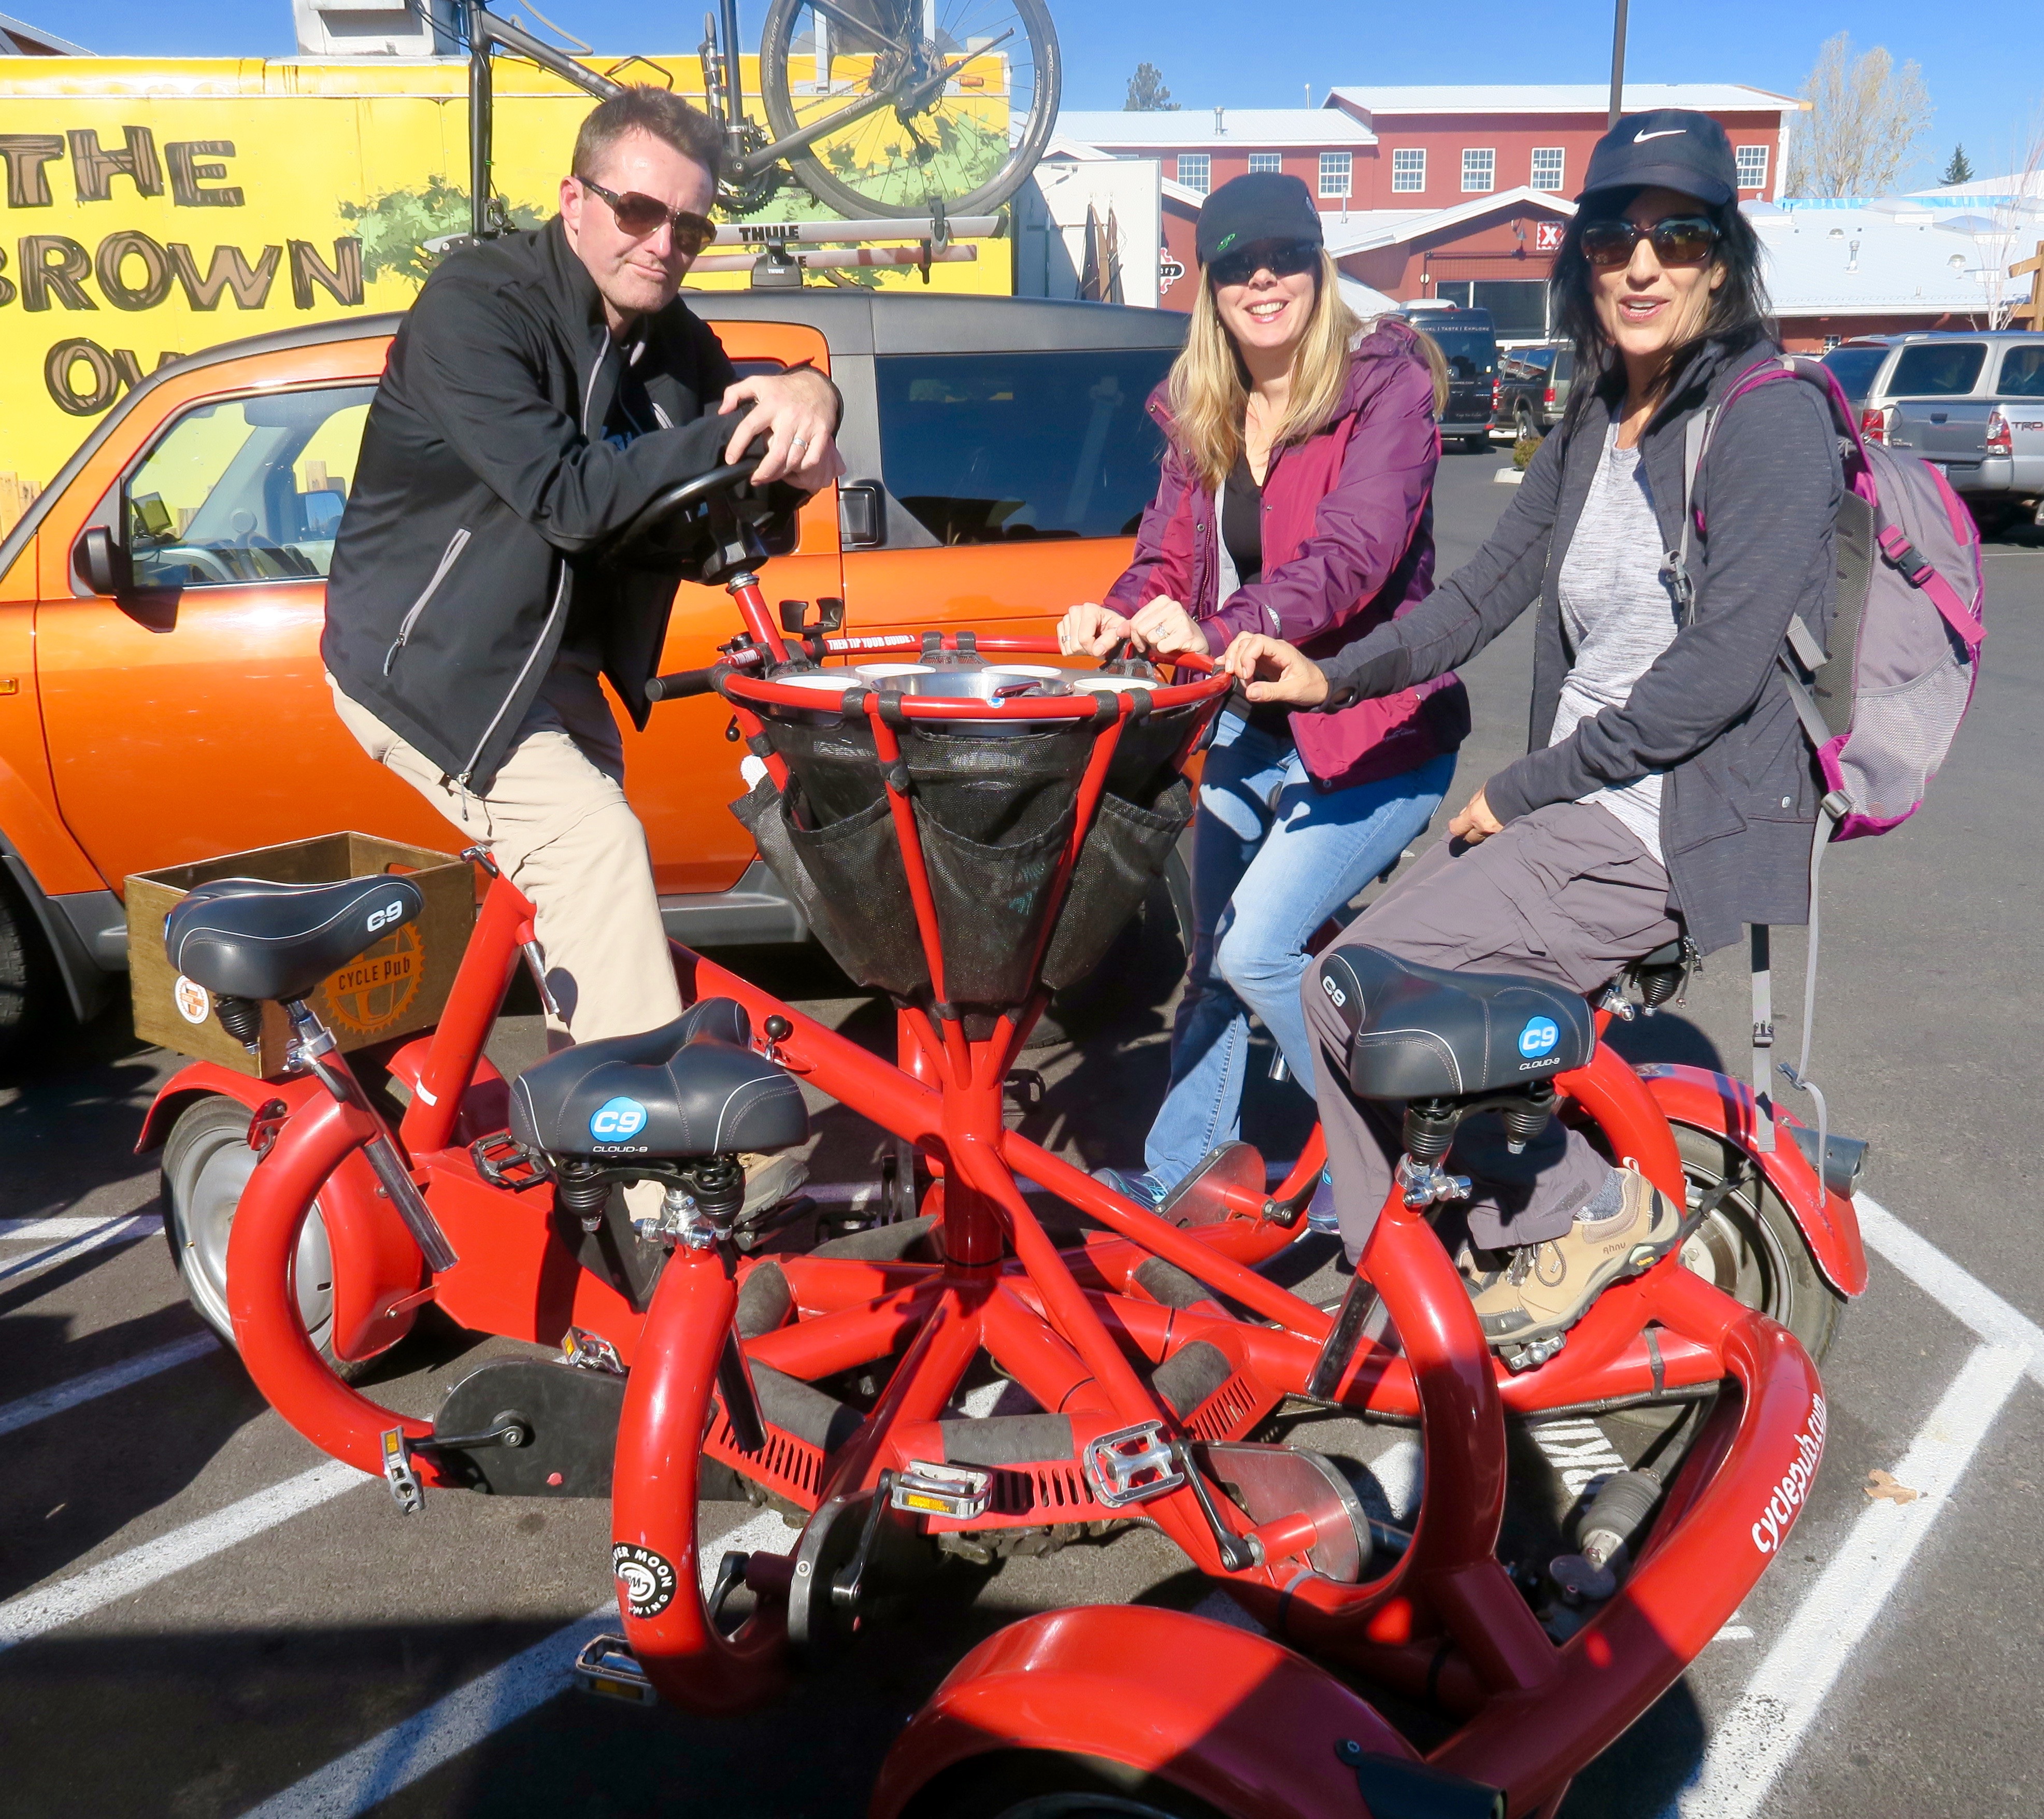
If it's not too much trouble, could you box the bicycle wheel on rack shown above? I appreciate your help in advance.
[759,0,1060,219]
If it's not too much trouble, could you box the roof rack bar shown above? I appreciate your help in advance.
[690,245,980,274]
[710,216,1003,246]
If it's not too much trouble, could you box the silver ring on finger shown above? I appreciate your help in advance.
[790,436,808,450]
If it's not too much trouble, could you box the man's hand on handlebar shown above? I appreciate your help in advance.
[1220,633,1330,708]
[718,368,846,489]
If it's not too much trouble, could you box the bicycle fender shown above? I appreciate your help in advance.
[138,1062,424,1358]
[870,1605,1418,1819]
[1639,1063,1868,1297]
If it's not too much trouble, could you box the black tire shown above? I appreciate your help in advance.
[161,1095,373,1379]
[1670,1123,1842,1365]
[0,863,62,1071]
[1514,403,1536,440]
[907,1751,1227,1819]
[1462,434,1490,453]
[759,0,1061,219]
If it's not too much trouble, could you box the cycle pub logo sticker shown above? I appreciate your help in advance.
[172,974,210,1025]
[612,1543,678,1619]
[318,922,422,1036]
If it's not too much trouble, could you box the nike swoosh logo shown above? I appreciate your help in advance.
[1634,128,1685,141]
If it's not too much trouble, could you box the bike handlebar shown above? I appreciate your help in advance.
[609,454,767,555]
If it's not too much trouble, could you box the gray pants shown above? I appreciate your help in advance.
[1303,801,1679,1259]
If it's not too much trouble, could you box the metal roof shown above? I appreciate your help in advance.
[1324,188,1575,257]
[0,8,90,53]
[1748,205,1998,317]
[1056,108,1378,149]
[1325,83,1802,119]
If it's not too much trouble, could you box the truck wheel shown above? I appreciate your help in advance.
[161,1095,366,1379]
[0,866,61,1071]
[1514,402,1536,439]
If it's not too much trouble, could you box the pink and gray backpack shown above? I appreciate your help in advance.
[1676,354,1988,1163]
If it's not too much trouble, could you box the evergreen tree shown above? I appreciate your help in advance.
[1941,144,1975,185]
[1124,63,1178,112]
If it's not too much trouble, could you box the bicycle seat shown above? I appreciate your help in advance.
[1319,945,1596,1101]
[164,875,424,1003]
[509,999,808,1160]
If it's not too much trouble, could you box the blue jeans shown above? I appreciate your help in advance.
[1141,714,1455,1191]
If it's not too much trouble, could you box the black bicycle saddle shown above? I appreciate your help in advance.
[1318,945,1596,1102]
[164,875,424,1003]
[509,999,808,1161]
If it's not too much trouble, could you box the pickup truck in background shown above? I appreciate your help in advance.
[1489,341,1575,439]
[1843,330,2044,531]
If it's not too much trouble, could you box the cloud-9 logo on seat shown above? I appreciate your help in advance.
[1517,1016,1561,1059]
[589,1096,649,1143]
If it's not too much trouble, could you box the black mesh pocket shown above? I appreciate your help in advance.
[913,804,1075,1007]
[1041,778,1194,992]
[731,780,928,997]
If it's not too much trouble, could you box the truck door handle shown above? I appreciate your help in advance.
[1930,412,1947,423]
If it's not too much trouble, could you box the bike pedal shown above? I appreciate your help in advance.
[892,1459,992,1520]
[380,1426,424,1515]
[1498,1331,1567,1375]
[573,1633,656,1708]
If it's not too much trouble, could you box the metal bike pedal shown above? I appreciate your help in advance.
[380,1426,424,1515]
[891,1460,992,1521]
[470,1130,550,1191]
[561,1327,625,1374]
[573,1633,656,1708]
[1498,1331,1568,1375]
[1081,1421,1184,1507]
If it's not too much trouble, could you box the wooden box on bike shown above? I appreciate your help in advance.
[125,832,475,1079]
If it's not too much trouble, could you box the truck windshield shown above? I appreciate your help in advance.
[1820,345,1890,407]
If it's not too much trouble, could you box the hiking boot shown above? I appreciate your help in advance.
[1467,1168,1681,1353]
[1305,1167,1341,1235]
[740,1151,809,1217]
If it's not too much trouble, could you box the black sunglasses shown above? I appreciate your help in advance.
[577,177,716,256]
[1578,216,1721,269]
[1207,239,1321,289]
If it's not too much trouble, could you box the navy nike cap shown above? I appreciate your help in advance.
[1578,108,1739,209]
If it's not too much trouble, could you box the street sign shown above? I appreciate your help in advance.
[1535,220,1565,253]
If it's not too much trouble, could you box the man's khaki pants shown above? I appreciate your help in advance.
[331,651,681,1051]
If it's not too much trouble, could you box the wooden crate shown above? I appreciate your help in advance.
[127,832,475,1079]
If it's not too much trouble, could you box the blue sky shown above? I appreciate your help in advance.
[53,0,2040,193]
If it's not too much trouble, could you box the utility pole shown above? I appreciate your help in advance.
[1608,0,1629,129]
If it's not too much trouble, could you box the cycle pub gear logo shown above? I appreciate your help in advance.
[320,923,422,1036]
[173,974,210,1025]
[612,1543,677,1618]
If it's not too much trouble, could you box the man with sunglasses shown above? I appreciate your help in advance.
[323,86,842,1209]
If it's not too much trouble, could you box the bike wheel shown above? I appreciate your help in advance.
[760,0,1061,219]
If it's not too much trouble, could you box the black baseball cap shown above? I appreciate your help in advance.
[1195,172,1324,266]
[1577,108,1739,209]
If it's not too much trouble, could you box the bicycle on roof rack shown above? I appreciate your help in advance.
[456,0,1059,230]
[141,462,1866,1818]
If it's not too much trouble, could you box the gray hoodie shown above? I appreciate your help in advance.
[1315,334,1842,955]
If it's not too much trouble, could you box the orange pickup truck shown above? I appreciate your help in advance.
[0,291,1188,1057]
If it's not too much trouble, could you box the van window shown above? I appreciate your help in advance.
[1820,344,1891,407]
[1414,322,1497,382]
[125,386,377,587]
[1886,342,1986,397]
[875,349,1175,544]
[1996,345,2044,397]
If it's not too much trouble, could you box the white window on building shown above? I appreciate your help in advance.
[1318,151,1352,198]
[1391,148,1426,193]
[1462,148,1495,193]
[1531,147,1564,192]
[1248,152,1282,175]
[1735,144,1769,191]
[1177,152,1210,194]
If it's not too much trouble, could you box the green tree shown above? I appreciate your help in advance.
[1124,63,1178,112]
[1942,144,1975,185]
[338,176,546,287]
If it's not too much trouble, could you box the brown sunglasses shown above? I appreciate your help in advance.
[1578,216,1721,269]
[577,177,716,255]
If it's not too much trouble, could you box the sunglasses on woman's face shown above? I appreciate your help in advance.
[577,177,716,257]
[1578,216,1721,269]
[1207,239,1320,289]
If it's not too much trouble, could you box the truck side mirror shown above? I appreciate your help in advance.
[73,526,134,599]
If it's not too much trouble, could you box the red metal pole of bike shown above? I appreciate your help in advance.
[227,1092,455,1482]
[401,868,532,1155]
[611,1241,790,1714]
[727,572,790,663]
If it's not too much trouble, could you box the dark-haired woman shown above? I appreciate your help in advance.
[1224,112,1842,1353]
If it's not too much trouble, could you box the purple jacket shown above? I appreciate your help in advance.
[1105,313,1468,789]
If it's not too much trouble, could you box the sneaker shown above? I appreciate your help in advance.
[1092,1166,1168,1213]
[1467,1168,1681,1351]
[740,1151,809,1217]
[1305,1167,1341,1235]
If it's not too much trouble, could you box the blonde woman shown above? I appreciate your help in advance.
[1058,173,1468,1215]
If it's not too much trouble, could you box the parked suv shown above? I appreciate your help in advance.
[0,292,1190,1054]
[1399,305,1498,451]
[1490,341,1576,439]
[1833,330,2044,527]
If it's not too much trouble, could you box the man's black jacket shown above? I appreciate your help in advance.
[323,217,748,793]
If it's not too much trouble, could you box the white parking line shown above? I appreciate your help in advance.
[0,1215,162,1289]
[0,1215,165,1243]
[0,1460,367,1653]
[1662,1342,2032,1818]
[241,1509,797,1819]
[1856,1193,2044,1387]
[0,1331,219,1439]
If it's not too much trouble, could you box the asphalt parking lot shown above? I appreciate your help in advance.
[3,443,2040,1818]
